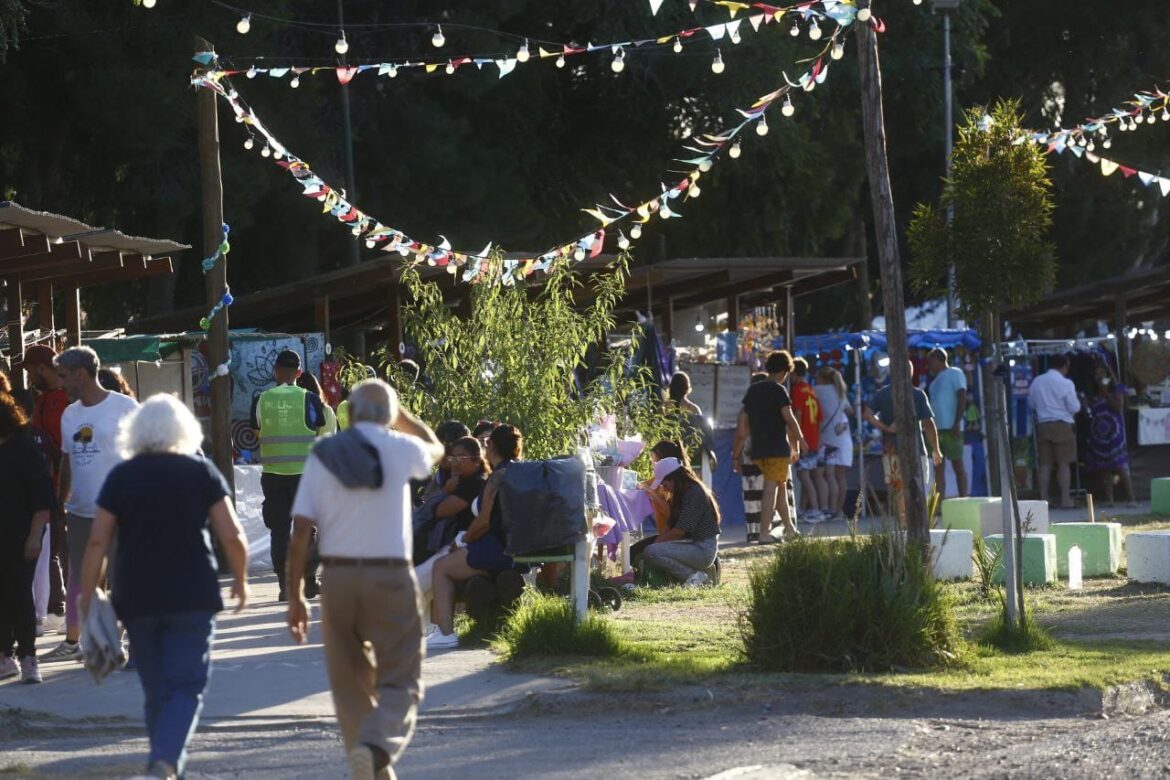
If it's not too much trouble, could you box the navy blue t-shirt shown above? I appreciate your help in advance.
[97,453,230,622]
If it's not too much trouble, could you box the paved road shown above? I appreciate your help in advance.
[4,574,1170,779]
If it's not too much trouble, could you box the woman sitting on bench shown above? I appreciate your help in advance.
[641,457,721,587]
[427,424,524,650]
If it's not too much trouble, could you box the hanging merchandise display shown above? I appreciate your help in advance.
[191,15,862,286]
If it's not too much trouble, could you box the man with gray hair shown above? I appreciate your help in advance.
[286,379,442,780]
[41,346,138,662]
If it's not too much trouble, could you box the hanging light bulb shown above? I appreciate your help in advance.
[698,159,713,173]
[1162,108,1170,121]
[914,0,923,5]
[142,0,156,7]
[1087,141,1096,151]
[1135,112,1145,124]
[432,25,445,48]
[516,39,531,63]
[1103,138,1112,149]
[611,48,626,74]
[782,95,795,117]
[729,25,741,45]
[729,141,742,159]
[659,204,672,220]
[573,247,586,261]
[617,231,630,250]
[445,61,456,75]
[246,66,257,79]
[388,65,398,78]
[273,148,283,160]
[711,49,725,74]
[756,116,769,136]
[630,223,643,239]
[857,6,872,22]
[831,41,845,60]
[290,75,300,88]
[673,37,683,53]
[236,13,251,34]
[555,54,566,68]
[688,183,701,198]
[243,137,254,150]
[335,30,349,55]
[261,144,271,158]
[365,239,377,249]
[808,23,823,41]
[694,316,705,333]
[789,22,801,37]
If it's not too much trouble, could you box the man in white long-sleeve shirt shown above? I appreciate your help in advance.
[1028,354,1082,508]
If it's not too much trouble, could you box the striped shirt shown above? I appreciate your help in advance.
[673,486,720,542]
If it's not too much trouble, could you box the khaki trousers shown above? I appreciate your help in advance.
[320,563,424,767]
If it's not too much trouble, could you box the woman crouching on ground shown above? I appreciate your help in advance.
[427,424,523,650]
[641,456,720,587]
[79,395,249,780]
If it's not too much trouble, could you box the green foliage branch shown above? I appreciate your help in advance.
[908,99,1056,317]
[380,251,682,463]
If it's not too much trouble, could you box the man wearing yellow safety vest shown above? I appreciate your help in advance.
[251,349,327,601]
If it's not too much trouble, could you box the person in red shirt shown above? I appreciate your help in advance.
[790,358,830,522]
[19,345,69,626]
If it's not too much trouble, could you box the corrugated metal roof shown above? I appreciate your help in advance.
[0,201,190,256]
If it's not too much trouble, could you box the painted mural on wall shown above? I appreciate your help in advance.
[192,333,326,426]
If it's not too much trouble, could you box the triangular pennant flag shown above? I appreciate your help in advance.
[1100,159,1119,176]
[496,58,517,78]
[336,67,358,85]
[707,23,727,40]
[649,0,665,14]
[1139,172,1156,186]
[1120,165,1138,178]
[749,13,765,32]
[1159,178,1170,197]
[590,230,606,258]
[268,68,290,78]
[689,0,698,10]
[727,19,743,42]
[1085,151,1101,164]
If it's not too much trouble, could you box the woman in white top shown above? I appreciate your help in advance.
[815,366,854,520]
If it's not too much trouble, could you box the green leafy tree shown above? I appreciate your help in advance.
[381,252,681,463]
[908,99,1055,315]
[907,99,1055,630]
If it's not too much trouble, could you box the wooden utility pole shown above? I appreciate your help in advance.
[854,12,928,545]
[197,36,234,493]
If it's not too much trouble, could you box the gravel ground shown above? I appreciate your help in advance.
[4,687,1170,779]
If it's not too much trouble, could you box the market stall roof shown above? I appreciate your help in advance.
[126,253,864,338]
[788,328,982,355]
[0,201,186,290]
[1003,265,1170,331]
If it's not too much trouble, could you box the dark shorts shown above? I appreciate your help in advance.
[1037,421,1076,466]
[937,430,964,462]
[466,534,512,574]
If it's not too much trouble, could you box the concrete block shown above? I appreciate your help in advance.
[1051,522,1122,577]
[929,528,974,580]
[1016,500,1050,534]
[941,497,1002,537]
[1126,531,1170,585]
[1152,479,1170,515]
[985,533,1058,586]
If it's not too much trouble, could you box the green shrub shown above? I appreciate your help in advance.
[741,534,964,673]
[492,592,629,663]
[980,607,1053,654]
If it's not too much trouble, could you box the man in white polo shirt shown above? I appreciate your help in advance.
[285,379,442,780]
[1028,354,1082,509]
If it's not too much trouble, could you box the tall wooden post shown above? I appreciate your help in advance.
[63,284,80,346]
[855,12,928,544]
[197,36,234,493]
[37,282,54,334]
[782,286,796,352]
[5,276,24,389]
[661,296,674,346]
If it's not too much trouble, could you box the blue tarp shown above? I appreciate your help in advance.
[785,328,982,355]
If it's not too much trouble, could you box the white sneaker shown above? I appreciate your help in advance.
[684,571,710,588]
[0,656,17,680]
[43,614,66,634]
[425,631,460,651]
[39,640,82,663]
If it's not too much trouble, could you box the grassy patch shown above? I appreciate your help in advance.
[491,592,632,663]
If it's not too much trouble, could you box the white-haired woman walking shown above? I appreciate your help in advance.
[79,394,249,780]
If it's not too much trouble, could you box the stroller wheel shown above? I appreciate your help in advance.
[587,590,603,611]
[598,586,622,612]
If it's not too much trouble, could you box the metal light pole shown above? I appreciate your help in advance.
[933,0,961,328]
[338,0,360,267]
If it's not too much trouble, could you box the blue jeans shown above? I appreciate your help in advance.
[124,610,216,775]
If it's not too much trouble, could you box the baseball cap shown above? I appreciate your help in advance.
[274,349,302,369]
[649,457,683,489]
[17,344,56,368]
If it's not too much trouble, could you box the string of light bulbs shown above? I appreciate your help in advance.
[1027,85,1170,154]
[209,0,859,84]
[191,22,851,284]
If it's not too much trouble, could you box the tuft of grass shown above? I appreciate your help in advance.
[492,592,632,663]
[980,610,1054,654]
[741,533,964,673]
